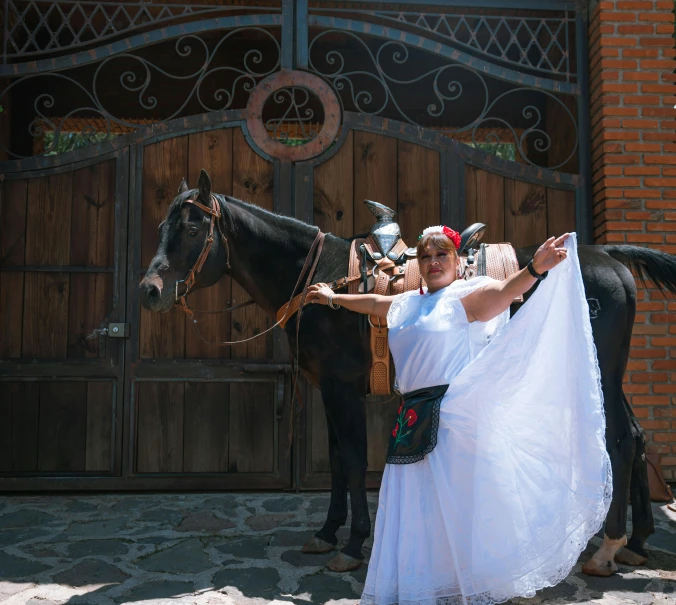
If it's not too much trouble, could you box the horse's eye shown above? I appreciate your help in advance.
[188,228,198,237]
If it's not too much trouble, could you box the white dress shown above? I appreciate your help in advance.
[361,234,612,605]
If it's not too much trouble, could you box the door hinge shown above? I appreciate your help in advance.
[107,323,130,338]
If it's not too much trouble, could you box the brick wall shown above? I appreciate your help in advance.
[589,1,676,478]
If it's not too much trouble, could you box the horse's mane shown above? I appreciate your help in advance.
[222,194,316,236]
[163,189,317,239]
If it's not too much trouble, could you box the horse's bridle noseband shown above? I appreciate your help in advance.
[174,193,230,318]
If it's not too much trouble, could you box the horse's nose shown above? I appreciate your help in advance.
[139,276,164,310]
[146,284,161,305]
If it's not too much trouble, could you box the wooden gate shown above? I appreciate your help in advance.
[0,0,590,491]
[1,152,128,484]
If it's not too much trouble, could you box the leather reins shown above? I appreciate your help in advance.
[172,193,325,349]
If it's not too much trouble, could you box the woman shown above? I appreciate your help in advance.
[307,227,611,605]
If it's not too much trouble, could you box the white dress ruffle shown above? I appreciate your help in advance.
[361,234,612,605]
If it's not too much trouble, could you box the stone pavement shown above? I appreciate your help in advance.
[0,493,674,605]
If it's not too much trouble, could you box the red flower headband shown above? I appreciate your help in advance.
[420,225,461,250]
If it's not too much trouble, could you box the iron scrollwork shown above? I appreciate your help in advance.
[3,0,279,59]
[264,87,320,145]
[0,28,281,158]
[322,8,575,82]
[308,31,578,170]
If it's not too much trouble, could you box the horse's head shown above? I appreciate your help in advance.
[139,169,228,313]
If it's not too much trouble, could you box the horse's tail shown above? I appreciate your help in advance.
[604,245,676,296]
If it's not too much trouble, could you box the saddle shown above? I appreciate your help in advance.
[276,204,523,396]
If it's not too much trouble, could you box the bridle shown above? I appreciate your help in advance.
[174,193,231,319]
[171,193,326,353]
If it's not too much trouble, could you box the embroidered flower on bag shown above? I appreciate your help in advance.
[405,409,418,427]
[391,405,417,447]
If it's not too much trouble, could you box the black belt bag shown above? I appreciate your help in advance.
[387,384,449,465]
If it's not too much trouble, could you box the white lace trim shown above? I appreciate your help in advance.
[386,277,495,331]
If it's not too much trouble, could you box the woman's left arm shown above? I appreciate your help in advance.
[461,233,570,323]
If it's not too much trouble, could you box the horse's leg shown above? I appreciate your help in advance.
[321,377,370,572]
[582,377,634,577]
[303,409,348,554]
[615,396,655,565]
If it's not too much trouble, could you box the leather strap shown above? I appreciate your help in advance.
[276,230,325,327]
[276,270,374,329]
[175,194,227,319]
[348,238,365,295]
[404,258,422,294]
[369,265,391,394]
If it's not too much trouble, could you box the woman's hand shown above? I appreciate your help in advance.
[306,283,333,306]
[532,233,569,274]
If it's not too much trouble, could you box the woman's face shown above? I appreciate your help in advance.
[419,244,459,293]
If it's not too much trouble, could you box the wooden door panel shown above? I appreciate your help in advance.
[185,129,234,360]
[397,142,440,244]
[229,382,275,473]
[1,154,123,485]
[38,382,88,472]
[70,162,115,267]
[0,180,28,357]
[505,178,548,249]
[465,166,506,242]
[353,132,398,233]
[183,382,230,473]
[86,382,114,472]
[230,128,274,361]
[136,382,185,473]
[0,271,24,358]
[25,173,73,265]
[314,130,354,238]
[22,272,70,357]
[68,273,113,358]
[0,382,39,472]
[139,136,188,359]
[547,188,577,236]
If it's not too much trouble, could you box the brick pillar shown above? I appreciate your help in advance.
[589,1,676,478]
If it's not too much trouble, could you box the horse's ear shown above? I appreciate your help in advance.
[178,178,189,194]
[198,169,212,202]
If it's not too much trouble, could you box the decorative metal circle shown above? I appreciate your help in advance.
[246,70,341,161]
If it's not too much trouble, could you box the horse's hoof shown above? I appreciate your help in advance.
[326,552,363,572]
[302,536,335,554]
[582,557,618,577]
[614,547,648,566]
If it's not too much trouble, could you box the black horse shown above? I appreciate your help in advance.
[140,170,676,575]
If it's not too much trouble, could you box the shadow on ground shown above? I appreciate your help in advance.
[0,494,674,604]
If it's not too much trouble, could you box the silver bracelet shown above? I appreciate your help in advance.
[328,293,341,310]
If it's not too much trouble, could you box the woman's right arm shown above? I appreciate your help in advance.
[306,283,393,319]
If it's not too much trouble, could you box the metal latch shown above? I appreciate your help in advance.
[107,323,130,338]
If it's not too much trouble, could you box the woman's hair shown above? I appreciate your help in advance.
[416,232,459,259]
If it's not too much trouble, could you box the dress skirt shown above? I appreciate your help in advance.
[361,234,612,605]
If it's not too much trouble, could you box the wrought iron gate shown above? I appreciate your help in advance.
[0,0,590,491]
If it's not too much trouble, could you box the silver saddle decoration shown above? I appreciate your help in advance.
[364,199,401,259]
